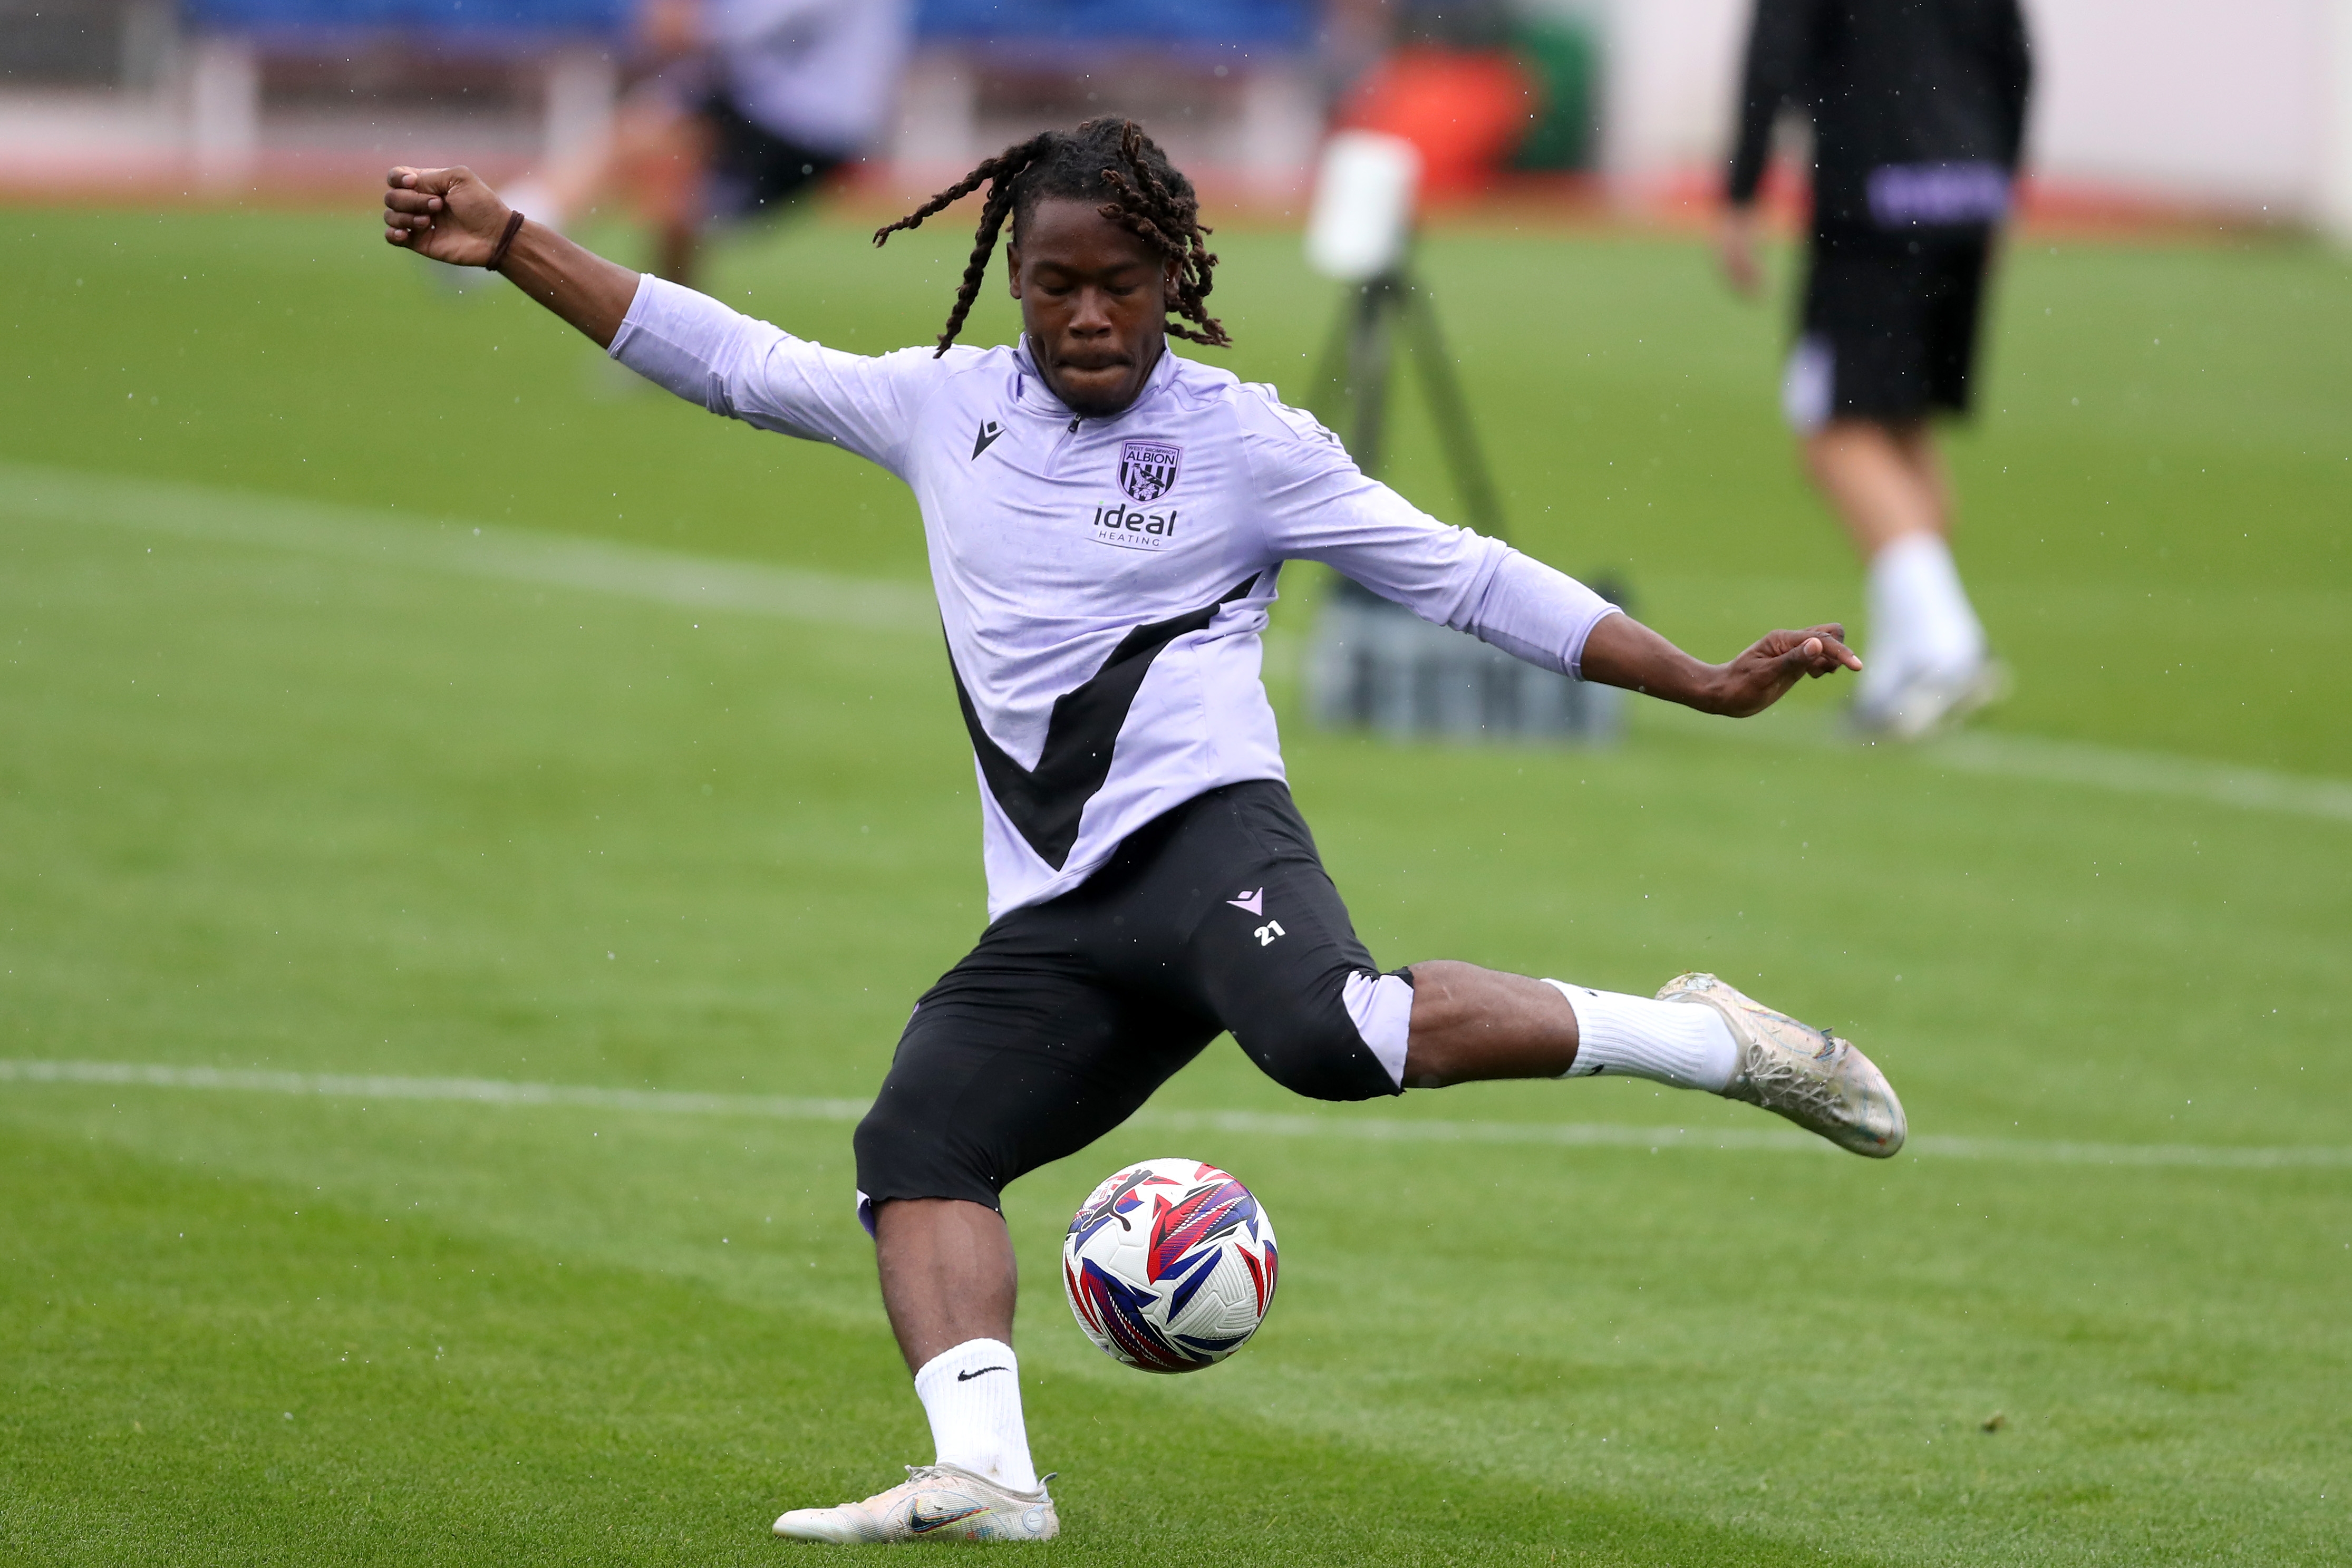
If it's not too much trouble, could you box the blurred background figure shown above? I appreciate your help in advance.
[1718,0,2031,740]
[521,0,912,285]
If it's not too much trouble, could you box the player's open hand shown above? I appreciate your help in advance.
[383,166,509,267]
[1708,624,1862,717]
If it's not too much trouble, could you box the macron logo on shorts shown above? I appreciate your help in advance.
[1226,889,1263,915]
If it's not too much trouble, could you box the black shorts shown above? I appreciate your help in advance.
[1786,229,1992,429]
[698,93,845,221]
[853,781,1406,1226]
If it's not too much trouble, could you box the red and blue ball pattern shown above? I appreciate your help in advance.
[1061,1158,1279,1374]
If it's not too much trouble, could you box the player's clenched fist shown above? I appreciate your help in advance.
[383,166,510,267]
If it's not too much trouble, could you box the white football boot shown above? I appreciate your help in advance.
[772,1464,1058,1544]
[1658,972,1906,1157]
[1848,656,2010,741]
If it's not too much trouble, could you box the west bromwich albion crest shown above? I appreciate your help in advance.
[1119,440,1182,503]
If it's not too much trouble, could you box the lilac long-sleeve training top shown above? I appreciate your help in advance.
[610,275,1618,919]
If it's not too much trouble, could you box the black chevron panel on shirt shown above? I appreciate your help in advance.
[949,576,1261,870]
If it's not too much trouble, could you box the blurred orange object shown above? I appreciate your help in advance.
[1338,46,1540,199]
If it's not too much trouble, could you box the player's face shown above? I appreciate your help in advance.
[1007,197,1177,419]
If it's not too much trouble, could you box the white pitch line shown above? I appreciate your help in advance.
[5,1059,2346,1173]
[6,460,2350,826]
[1648,704,2352,826]
[0,1058,869,1124]
[1929,730,2352,824]
[0,460,937,633]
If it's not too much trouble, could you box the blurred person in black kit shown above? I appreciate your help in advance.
[1718,0,2030,739]
[512,0,911,287]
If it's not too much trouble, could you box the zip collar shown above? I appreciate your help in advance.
[1008,335,1183,426]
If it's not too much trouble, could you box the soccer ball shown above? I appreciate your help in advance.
[1060,1158,1279,1375]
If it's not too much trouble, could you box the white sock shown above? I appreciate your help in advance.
[912,1339,1038,1493]
[1544,980,1738,1092]
[1862,531,1985,701]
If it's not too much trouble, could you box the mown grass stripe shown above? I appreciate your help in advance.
[9,458,2349,827]
[0,459,936,632]
[6,1058,2345,1172]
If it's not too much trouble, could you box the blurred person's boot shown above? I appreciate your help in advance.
[1850,656,2010,740]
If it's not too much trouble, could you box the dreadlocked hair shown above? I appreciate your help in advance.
[872,116,1229,357]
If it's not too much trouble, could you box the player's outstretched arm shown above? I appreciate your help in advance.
[382,166,638,348]
[1579,612,1859,718]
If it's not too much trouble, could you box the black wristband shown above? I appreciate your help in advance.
[486,208,527,272]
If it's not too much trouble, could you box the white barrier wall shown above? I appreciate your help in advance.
[2325,0,2352,231]
[1585,0,1746,178]
[2027,0,2320,208]
[1581,0,2352,227]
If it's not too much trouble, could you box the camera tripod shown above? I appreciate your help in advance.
[1309,269,1507,541]
[1301,269,1622,744]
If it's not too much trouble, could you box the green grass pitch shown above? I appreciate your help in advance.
[1,205,2347,1565]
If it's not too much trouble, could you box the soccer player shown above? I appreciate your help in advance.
[1719,0,2032,738]
[520,0,912,285]
[384,117,1905,1544]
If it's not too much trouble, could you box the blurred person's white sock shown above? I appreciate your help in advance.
[1545,981,1738,1092]
[1861,531,1985,703]
[500,178,565,235]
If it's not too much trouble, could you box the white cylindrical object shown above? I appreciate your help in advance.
[188,35,259,191]
[2324,0,2352,239]
[544,48,618,171]
[1304,130,1421,282]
